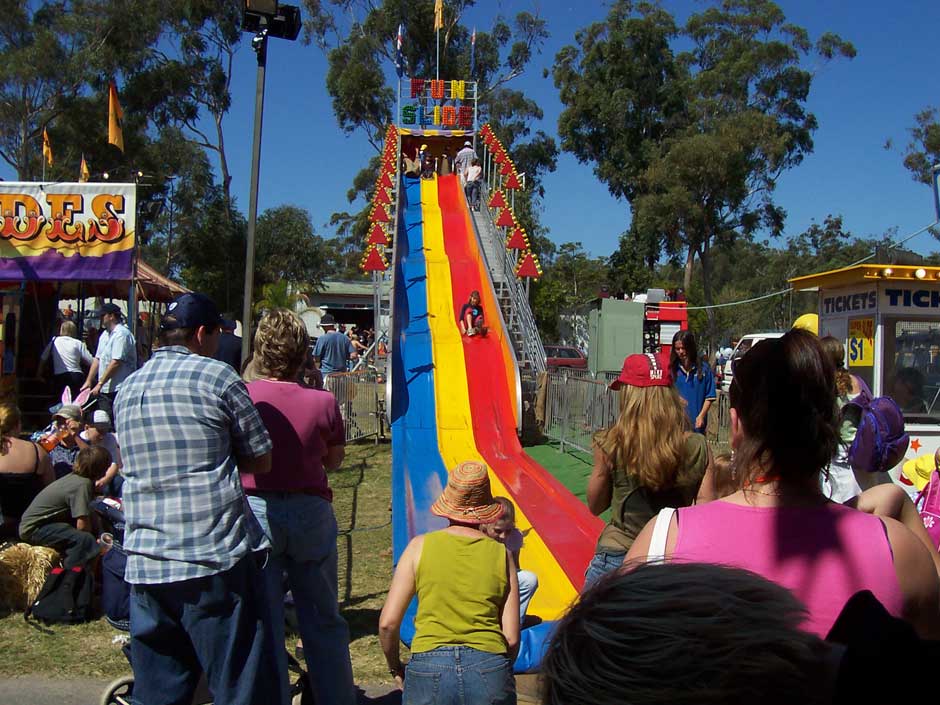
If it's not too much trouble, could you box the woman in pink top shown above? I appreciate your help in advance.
[243,309,355,705]
[627,329,940,638]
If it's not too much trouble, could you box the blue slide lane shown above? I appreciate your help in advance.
[390,175,449,644]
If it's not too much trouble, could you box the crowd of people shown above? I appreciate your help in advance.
[4,285,940,705]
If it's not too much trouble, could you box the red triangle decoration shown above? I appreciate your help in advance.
[362,246,389,272]
[367,222,389,245]
[507,228,527,250]
[370,205,390,223]
[488,190,507,208]
[504,172,522,190]
[495,208,515,228]
[500,161,513,176]
[375,187,391,205]
[516,252,541,279]
[378,170,393,188]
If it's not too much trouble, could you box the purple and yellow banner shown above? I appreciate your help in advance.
[0,182,136,281]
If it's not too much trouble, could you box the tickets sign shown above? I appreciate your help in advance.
[847,318,874,367]
[0,182,135,281]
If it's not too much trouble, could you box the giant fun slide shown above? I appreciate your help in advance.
[389,173,602,670]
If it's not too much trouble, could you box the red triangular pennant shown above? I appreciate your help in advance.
[500,161,513,176]
[379,170,393,188]
[488,190,507,208]
[504,172,522,190]
[362,247,389,272]
[495,208,515,228]
[370,205,390,223]
[507,227,527,250]
[516,252,540,279]
[367,223,389,245]
[375,187,391,205]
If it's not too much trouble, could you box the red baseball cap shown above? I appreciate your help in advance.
[609,353,672,390]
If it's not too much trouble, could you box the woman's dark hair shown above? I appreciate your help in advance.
[670,330,701,378]
[728,329,839,482]
[541,562,829,705]
[819,335,853,397]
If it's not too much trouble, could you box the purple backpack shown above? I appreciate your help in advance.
[842,392,909,475]
[915,470,940,550]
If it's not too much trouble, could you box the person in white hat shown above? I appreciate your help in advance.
[80,409,124,495]
[455,139,476,186]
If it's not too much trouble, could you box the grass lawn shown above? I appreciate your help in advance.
[0,441,399,685]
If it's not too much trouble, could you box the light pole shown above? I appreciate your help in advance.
[239,1,301,364]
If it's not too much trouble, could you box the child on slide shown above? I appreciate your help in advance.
[459,290,488,337]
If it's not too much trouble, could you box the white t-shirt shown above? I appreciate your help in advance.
[79,430,123,469]
[41,336,93,374]
[465,164,482,183]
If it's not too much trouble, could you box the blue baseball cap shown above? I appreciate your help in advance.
[161,293,223,330]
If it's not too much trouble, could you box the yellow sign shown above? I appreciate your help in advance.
[847,318,874,367]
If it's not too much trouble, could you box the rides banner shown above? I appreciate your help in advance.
[0,182,136,281]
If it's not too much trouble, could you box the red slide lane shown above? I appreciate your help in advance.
[437,175,602,587]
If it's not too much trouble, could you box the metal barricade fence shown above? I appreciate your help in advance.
[324,369,384,443]
[541,369,621,454]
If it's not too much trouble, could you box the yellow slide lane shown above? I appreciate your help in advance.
[419,177,577,618]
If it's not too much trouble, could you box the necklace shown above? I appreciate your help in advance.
[741,486,786,497]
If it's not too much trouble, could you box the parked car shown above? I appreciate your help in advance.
[545,345,588,370]
[720,332,785,392]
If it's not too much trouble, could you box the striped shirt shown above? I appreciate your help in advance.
[114,346,272,584]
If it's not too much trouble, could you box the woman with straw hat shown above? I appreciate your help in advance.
[379,461,520,704]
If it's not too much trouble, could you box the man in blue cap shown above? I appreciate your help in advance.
[113,292,284,705]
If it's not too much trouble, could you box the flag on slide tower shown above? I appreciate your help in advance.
[469,27,476,77]
[79,154,90,182]
[394,23,405,77]
[434,0,443,31]
[108,80,124,153]
[42,128,53,166]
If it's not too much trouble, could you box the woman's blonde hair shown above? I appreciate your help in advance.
[252,308,309,381]
[60,320,78,338]
[0,403,21,454]
[601,385,689,491]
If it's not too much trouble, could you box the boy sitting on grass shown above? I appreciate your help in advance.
[19,445,110,569]
[482,496,540,624]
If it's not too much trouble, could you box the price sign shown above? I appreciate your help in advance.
[847,318,874,367]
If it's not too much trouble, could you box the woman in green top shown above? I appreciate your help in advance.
[379,461,520,705]
[585,353,716,586]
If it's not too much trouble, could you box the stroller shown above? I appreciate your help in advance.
[96,500,312,705]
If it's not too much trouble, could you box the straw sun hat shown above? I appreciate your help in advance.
[430,461,504,524]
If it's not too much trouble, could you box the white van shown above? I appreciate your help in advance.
[720,332,785,392]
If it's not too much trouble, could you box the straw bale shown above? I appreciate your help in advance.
[0,543,61,611]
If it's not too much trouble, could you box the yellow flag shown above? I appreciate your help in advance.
[79,154,90,182]
[108,80,124,153]
[42,128,53,166]
[434,0,443,30]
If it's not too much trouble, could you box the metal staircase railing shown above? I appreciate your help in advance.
[469,181,547,374]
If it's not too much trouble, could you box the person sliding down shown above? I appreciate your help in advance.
[459,291,487,337]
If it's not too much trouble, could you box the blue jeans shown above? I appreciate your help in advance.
[129,553,285,705]
[248,493,355,705]
[404,647,515,705]
[583,550,626,589]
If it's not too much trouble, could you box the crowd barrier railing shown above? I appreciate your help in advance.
[324,369,385,443]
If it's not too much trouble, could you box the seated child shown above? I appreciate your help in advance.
[482,496,539,622]
[19,445,111,569]
[80,410,123,496]
[459,290,487,337]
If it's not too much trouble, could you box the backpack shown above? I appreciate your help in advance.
[26,565,95,625]
[841,391,909,475]
[915,470,940,550]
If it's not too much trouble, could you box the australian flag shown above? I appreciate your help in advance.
[395,23,405,78]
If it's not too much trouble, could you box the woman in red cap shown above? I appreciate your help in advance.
[584,353,716,586]
[379,461,519,704]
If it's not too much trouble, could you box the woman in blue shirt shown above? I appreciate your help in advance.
[670,331,716,434]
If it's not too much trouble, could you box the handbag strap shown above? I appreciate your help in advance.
[647,507,676,562]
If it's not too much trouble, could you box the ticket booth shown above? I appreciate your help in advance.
[790,264,940,493]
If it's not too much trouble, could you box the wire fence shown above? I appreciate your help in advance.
[537,369,732,455]
[324,369,385,443]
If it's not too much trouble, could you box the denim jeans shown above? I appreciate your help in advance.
[248,493,355,705]
[129,553,285,705]
[583,550,627,589]
[404,646,515,705]
[24,522,99,569]
[517,570,538,620]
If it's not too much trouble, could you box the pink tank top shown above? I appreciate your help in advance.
[675,500,904,637]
